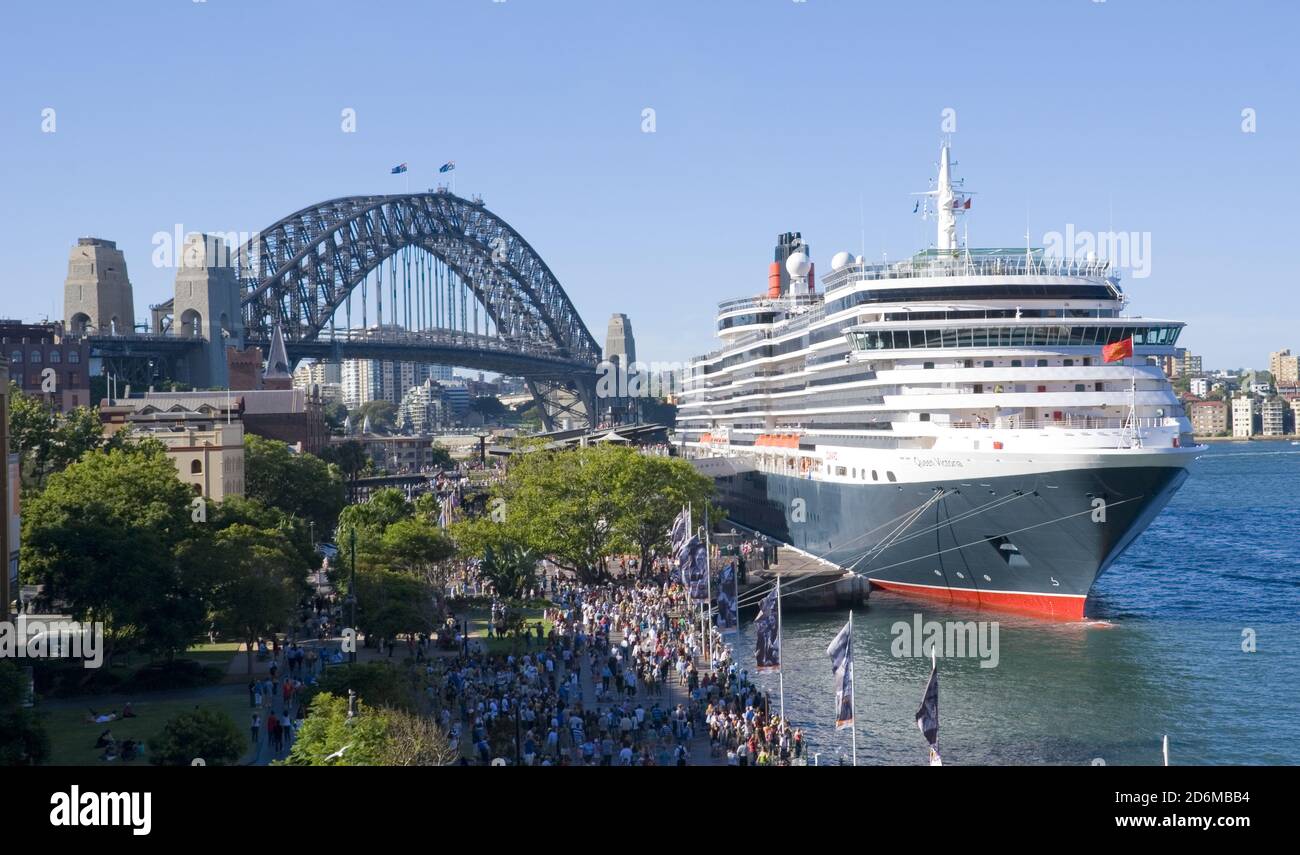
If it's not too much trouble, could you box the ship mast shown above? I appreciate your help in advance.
[916,142,971,254]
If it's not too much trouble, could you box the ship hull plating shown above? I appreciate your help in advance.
[712,463,1189,620]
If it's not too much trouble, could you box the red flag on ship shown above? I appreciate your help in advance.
[963,198,971,209]
[1102,337,1134,363]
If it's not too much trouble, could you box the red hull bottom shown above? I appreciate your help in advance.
[868,579,1087,621]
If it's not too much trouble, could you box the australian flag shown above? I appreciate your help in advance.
[916,659,941,765]
[826,619,853,729]
[390,163,408,174]
[439,161,456,173]
[754,584,780,672]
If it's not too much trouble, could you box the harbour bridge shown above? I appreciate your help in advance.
[74,192,602,429]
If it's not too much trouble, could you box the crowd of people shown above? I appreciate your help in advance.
[420,570,805,766]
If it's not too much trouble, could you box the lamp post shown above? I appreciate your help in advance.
[349,527,357,663]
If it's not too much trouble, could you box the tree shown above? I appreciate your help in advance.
[353,400,397,433]
[185,523,307,675]
[479,543,539,600]
[0,662,49,765]
[319,439,368,501]
[6,383,121,488]
[243,434,345,533]
[310,662,415,711]
[148,706,244,766]
[281,693,389,766]
[352,568,439,645]
[378,517,455,578]
[334,487,413,555]
[456,444,714,582]
[469,396,507,422]
[21,443,200,664]
[428,443,454,470]
[283,693,454,766]
[323,401,349,433]
[610,453,714,570]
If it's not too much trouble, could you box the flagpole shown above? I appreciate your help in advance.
[704,503,712,667]
[850,609,857,767]
[776,571,784,722]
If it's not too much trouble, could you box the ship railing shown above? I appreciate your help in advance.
[820,255,1117,293]
[943,416,1179,431]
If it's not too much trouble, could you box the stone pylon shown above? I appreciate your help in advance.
[173,233,245,388]
[64,237,135,335]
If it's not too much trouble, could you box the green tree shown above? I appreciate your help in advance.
[379,517,455,577]
[458,444,713,582]
[6,383,120,488]
[334,487,413,555]
[184,523,307,675]
[283,693,454,766]
[21,443,200,663]
[353,400,397,433]
[0,661,49,766]
[148,706,244,766]
[479,543,539,600]
[323,401,349,433]
[353,568,439,645]
[243,434,345,533]
[281,693,389,766]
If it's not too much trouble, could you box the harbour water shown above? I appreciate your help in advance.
[739,441,1300,765]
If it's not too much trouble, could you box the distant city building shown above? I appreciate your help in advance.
[1260,397,1285,436]
[332,434,447,473]
[339,341,453,409]
[109,389,328,455]
[1,357,15,614]
[1189,377,1211,398]
[1231,396,1255,438]
[1270,348,1299,386]
[1188,399,1228,436]
[100,399,245,500]
[398,378,448,433]
[1290,398,1300,435]
[0,320,91,412]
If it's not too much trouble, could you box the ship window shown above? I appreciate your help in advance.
[1063,358,1073,366]
[923,361,934,369]
[1011,359,1021,368]
[886,471,897,482]
[871,470,878,481]
[964,359,974,368]
[920,413,930,421]
[1095,382,1105,392]
[1075,384,1086,392]
[1036,358,1048,367]
[1082,357,1092,366]
[986,535,1030,568]
[983,360,993,368]
[973,384,983,394]
[835,466,847,476]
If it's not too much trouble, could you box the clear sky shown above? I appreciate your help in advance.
[1,0,1295,370]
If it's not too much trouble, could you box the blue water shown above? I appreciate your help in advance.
[738,442,1300,765]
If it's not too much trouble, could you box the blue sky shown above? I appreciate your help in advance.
[1,0,1295,370]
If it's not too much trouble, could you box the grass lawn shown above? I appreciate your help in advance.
[463,607,554,655]
[39,684,254,766]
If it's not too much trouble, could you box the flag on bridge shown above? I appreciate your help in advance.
[916,651,941,765]
[391,163,408,174]
[439,161,456,173]
[826,617,854,729]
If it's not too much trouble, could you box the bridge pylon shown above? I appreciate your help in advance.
[173,233,245,387]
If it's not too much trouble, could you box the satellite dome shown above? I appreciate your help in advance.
[830,251,853,271]
[785,251,812,278]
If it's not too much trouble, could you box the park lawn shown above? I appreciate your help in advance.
[185,642,244,671]
[39,686,254,766]
[463,607,554,655]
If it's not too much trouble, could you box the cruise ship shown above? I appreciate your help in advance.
[675,145,1199,619]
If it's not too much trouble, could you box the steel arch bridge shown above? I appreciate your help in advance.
[232,191,601,427]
